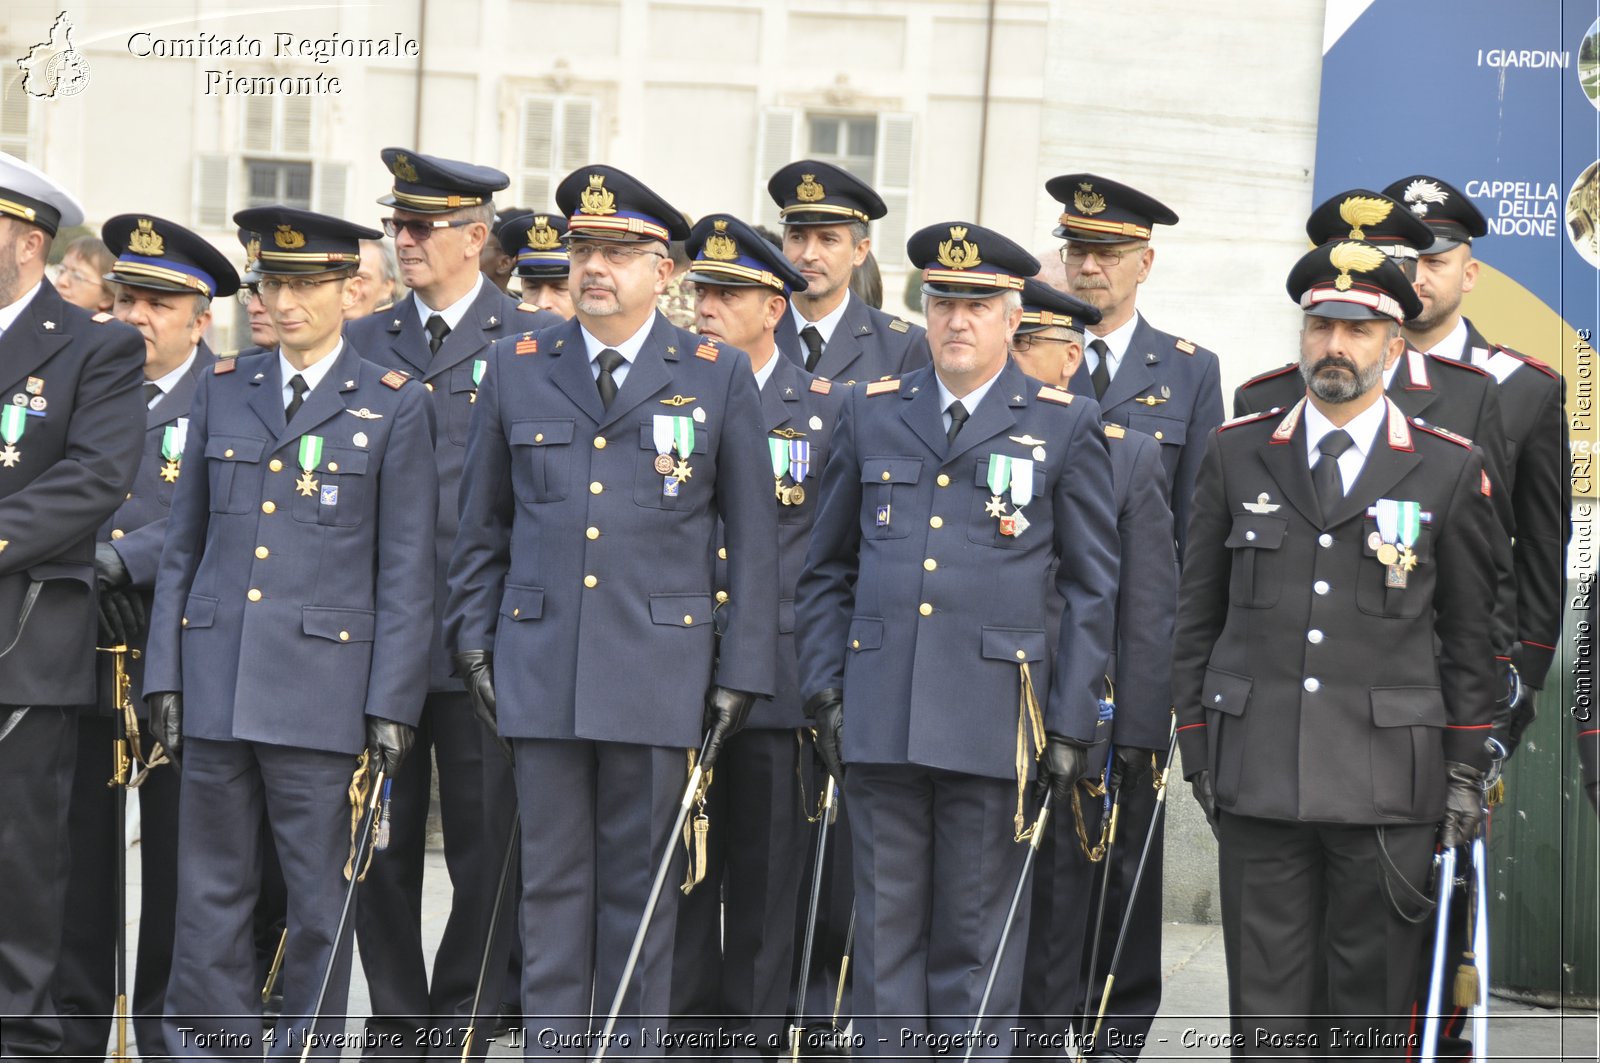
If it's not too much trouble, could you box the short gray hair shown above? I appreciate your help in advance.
[921,288,1022,317]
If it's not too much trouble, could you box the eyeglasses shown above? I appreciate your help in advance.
[382,217,478,241]
[255,275,349,298]
[1011,333,1075,352]
[567,242,665,266]
[1059,242,1147,267]
[57,266,100,286]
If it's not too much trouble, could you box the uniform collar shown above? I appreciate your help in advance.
[790,291,852,346]
[0,280,43,334]
[1086,310,1140,374]
[148,348,198,399]
[414,273,485,333]
[752,349,781,392]
[935,360,1005,420]
[1419,317,1470,364]
[580,309,657,368]
[278,339,345,397]
[1302,392,1385,466]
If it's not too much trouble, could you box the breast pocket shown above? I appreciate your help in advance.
[204,436,266,514]
[1225,513,1288,608]
[292,447,371,527]
[859,457,922,540]
[1355,515,1433,619]
[635,423,705,512]
[509,419,574,503]
[446,365,478,447]
[967,456,1047,550]
[1127,411,1186,478]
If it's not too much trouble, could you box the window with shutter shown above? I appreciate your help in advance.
[242,97,275,152]
[873,114,915,267]
[754,108,798,227]
[281,97,313,154]
[0,91,29,161]
[195,155,231,229]
[317,163,348,217]
[518,95,595,211]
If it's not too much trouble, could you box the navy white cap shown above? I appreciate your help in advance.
[0,150,83,236]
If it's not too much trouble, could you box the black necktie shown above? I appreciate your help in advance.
[143,382,161,408]
[799,325,825,373]
[1089,339,1112,401]
[1312,429,1355,520]
[946,400,969,446]
[286,374,309,421]
[425,314,450,356]
[596,349,624,410]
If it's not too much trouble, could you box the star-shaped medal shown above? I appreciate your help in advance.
[296,470,319,497]
[42,321,55,331]
[0,445,20,468]
[984,494,1008,518]
[672,460,693,483]
[159,459,181,483]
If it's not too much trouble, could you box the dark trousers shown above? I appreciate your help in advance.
[357,691,518,1057]
[1217,813,1435,1059]
[0,705,77,1056]
[512,739,687,1061]
[845,763,1031,1061]
[55,712,182,1060]
[164,738,361,1061]
[671,729,809,1058]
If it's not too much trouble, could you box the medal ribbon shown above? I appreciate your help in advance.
[1375,498,1398,546]
[986,454,1012,497]
[1396,501,1421,548]
[472,359,486,387]
[298,434,324,473]
[768,437,790,479]
[0,405,26,445]
[1009,458,1035,508]
[673,417,695,458]
[161,426,182,461]
[652,415,675,461]
[788,440,810,483]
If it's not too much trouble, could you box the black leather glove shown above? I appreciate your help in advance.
[1041,733,1089,805]
[366,717,414,776]
[1439,761,1486,850]
[147,692,183,767]
[1111,745,1154,791]
[1493,685,1537,760]
[804,689,845,784]
[94,541,131,589]
[700,686,755,772]
[1190,769,1220,840]
[453,650,497,734]
[98,588,146,647]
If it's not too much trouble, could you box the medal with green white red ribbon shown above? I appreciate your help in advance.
[470,359,486,403]
[0,405,26,468]
[159,425,184,483]
[1375,498,1421,588]
[985,454,1035,536]
[653,414,695,487]
[296,434,324,497]
[768,436,811,505]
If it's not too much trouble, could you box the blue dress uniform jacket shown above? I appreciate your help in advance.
[775,291,931,384]
[0,285,145,705]
[446,313,779,745]
[1067,314,1223,553]
[143,343,437,752]
[1173,398,1499,825]
[1104,426,1177,749]
[345,286,561,689]
[796,360,1119,779]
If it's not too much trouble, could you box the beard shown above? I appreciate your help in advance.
[1300,353,1382,404]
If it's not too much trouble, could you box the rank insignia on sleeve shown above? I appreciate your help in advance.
[213,360,237,375]
[1175,338,1197,354]
[865,379,900,396]
[515,336,538,355]
[381,370,410,390]
[695,341,719,362]
[809,378,832,395]
[889,318,910,333]
[92,312,114,323]
[1036,386,1073,405]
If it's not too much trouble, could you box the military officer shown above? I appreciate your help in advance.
[500,209,575,318]
[231,226,278,357]
[1383,173,1570,746]
[767,160,929,384]
[1174,240,1498,1053]
[144,206,436,1056]
[344,148,562,1053]
[0,152,146,1058]
[666,213,840,1056]
[444,165,778,1055]
[483,213,520,295]
[795,223,1118,1058]
[1007,279,1177,1061]
[1047,174,1223,553]
[53,215,237,1060]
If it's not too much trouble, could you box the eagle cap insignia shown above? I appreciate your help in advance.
[1402,178,1448,217]
[274,225,306,250]
[1338,195,1392,240]
[128,218,164,256]
[1073,182,1107,216]
[937,226,981,270]
[392,153,420,183]
[704,220,738,261]
[1327,241,1385,291]
[527,216,560,250]
[796,174,825,203]
[580,174,617,216]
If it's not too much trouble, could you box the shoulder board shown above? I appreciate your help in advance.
[1037,385,1073,405]
[372,301,395,314]
[381,369,411,390]
[809,378,833,395]
[1495,345,1559,380]
[213,360,238,375]
[1175,338,1197,355]
[1218,409,1277,432]
[888,318,910,334]
[91,311,114,323]
[1429,353,1488,377]
[1413,421,1472,449]
[1103,423,1126,439]
[865,379,900,396]
[516,301,539,313]
[695,341,719,362]
[1240,363,1298,387]
[1481,469,1493,498]
[515,334,538,355]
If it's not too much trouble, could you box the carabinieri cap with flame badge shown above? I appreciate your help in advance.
[1045,173,1178,244]
[1286,239,1423,324]
[907,222,1039,299]
[1381,174,1487,254]
[102,214,241,299]
[377,147,509,215]
[1305,189,1433,263]
[231,206,381,275]
[685,214,807,295]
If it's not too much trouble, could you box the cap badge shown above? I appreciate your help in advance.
[528,216,561,250]
[937,225,981,270]
[392,153,420,183]
[1338,196,1392,240]
[704,220,738,261]
[274,225,306,250]
[246,235,261,264]
[1328,241,1385,291]
[580,174,617,216]
[1402,178,1448,217]
[1073,182,1106,216]
[796,174,826,203]
[128,218,164,256]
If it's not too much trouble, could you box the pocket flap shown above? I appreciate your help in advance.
[980,626,1048,663]
[1201,665,1253,717]
[322,447,368,476]
[1370,686,1447,728]
[500,584,545,621]
[1127,412,1188,446]
[847,616,884,652]
[510,419,575,447]
[861,457,922,485]
[182,592,219,630]
[302,606,376,643]
[449,365,478,394]
[205,436,266,462]
[649,593,713,627]
[972,457,1048,495]
[1225,513,1288,550]
[25,560,93,586]
[637,422,695,455]
[778,598,796,635]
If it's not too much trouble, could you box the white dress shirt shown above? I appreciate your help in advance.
[1303,395,1387,495]
[581,312,658,390]
[279,341,345,408]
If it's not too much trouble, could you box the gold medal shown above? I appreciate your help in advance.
[654,454,676,475]
[1399,545,1418,572]
[984,494,1008,519]
[787,484,805,506]
[296,470,319,497]
[160,459,181,483]
[671,459,693,483]
[1376,542,1399,566]
[1367,531,1383,551]
[0,444,19,468]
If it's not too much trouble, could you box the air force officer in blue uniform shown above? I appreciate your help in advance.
[144,206,436,1056]
[795,224,1119,1058]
